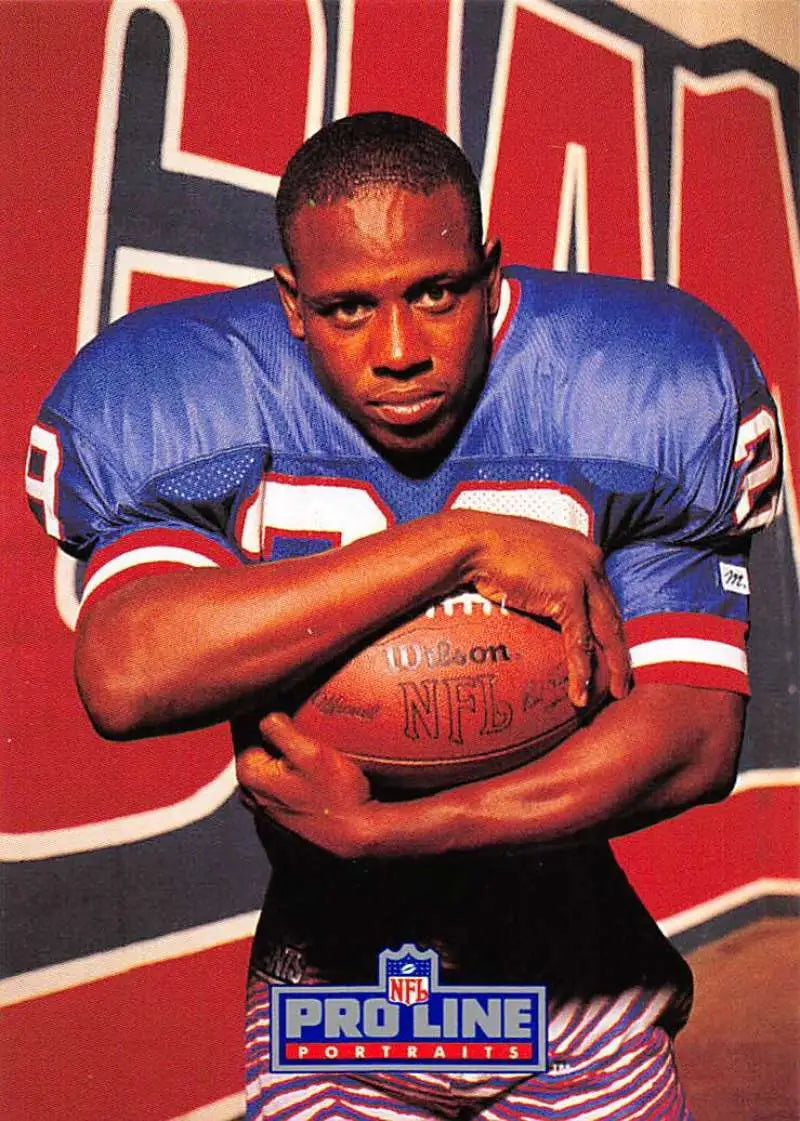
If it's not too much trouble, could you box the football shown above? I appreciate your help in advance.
[292,593,609,790]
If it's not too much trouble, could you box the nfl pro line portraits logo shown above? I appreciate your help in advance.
[271,944,547,1072]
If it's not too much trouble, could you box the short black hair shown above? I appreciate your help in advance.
[276,112,483,265]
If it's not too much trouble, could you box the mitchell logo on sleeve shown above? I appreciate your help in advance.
[719,561,751,595]
[270,944,547,1073]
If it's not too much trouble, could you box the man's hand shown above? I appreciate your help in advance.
[236,713,372,857]
[460,513,630,707]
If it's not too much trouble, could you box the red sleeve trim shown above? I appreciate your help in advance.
[632,662,751,695]
[80,528,240,614]
[625,612,750,696]
[625,612,748,647]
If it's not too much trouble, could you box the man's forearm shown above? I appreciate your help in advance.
[75,511,480,739]
[76,510,630,741]
[339,685,744,859]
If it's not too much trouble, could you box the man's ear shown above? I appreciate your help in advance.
[273,265,305,340]
[483,238,502,318]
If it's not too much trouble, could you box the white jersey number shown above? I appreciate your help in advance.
[238,474,392,558]
[25,423,63,539]
[244,476,592,556]
[732,407,781,532]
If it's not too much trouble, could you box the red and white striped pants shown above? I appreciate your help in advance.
[245,976,693,1121]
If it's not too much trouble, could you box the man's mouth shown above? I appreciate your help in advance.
[367,391,446,429]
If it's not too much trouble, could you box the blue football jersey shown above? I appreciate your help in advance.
[25,268,782,1055]
[27,267,780,694]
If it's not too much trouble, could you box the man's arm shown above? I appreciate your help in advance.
[236,683,743,858]
[75,510,629,739]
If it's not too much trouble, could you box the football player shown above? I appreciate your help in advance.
[28,113,781,1120]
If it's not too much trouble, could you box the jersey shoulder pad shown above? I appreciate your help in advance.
[502,267,777,530]
[40,279,307,482]
[30,281,311,557]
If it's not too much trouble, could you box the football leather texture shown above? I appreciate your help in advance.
[293,593,609,789]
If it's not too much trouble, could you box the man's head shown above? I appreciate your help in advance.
[274,113,501,475]
[276,112,483,267]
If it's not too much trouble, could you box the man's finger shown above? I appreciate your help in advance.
[557,588,594,708]
[235,745,283,797]
[259,712,322,773]
[585,573,631,699]
[236,744,308,815]
[238,786,259,812]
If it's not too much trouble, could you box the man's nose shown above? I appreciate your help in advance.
[371,303,429,375]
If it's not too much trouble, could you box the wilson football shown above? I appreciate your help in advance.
[292,593,608,790]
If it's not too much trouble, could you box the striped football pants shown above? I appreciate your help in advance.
[245,976,693,1121]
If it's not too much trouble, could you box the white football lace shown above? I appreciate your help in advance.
[425,592,507,618]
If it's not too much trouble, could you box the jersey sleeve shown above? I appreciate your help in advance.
[607,539,753,692]
[26,406,243,617]
[602,317,782,696]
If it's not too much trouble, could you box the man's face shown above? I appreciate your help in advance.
[275,184,500,473]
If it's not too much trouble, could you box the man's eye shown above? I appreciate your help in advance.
[415,285,456,312]
[320,302,371,326]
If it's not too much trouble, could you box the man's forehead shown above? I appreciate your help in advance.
[287,183,475,278]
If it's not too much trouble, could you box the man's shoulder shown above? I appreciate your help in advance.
[41,278,309,460]
[503,265,765,411]
[52,278,293,401]
[492,266,770,487]
[505,265,742,359]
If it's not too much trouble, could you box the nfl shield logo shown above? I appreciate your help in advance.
[384,947,434,1005]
